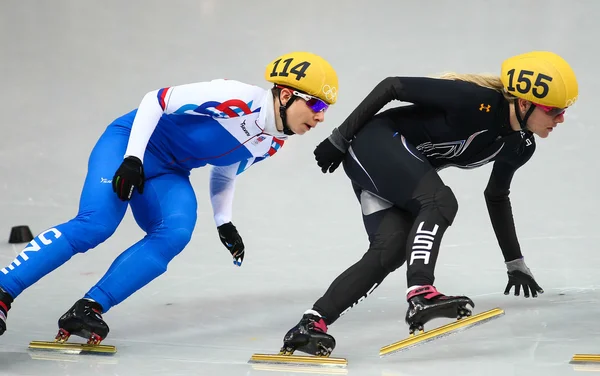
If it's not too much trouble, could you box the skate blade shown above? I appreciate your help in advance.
[248,353,347,369]
[28,340,116,355]
[571,354,600,364]
[379,307,504,357]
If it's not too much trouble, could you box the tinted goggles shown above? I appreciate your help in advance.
[292,91,329,113]
[276,85,329,112]
[534,103,566,117]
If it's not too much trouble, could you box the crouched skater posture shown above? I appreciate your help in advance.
[280,51,578,356]
[0,51,339,345]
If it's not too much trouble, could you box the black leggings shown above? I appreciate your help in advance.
[313,118,459,325]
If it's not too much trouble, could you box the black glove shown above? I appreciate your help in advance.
[314,138,346,173]
[217,222,245,267]
[504,258,544,298]
[112,156,145,201]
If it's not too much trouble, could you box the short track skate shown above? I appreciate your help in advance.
[28,327,116,355]
[379,307,505,356]
[249,340,347,369]
[249,312,347,369]
[28,299,116,355]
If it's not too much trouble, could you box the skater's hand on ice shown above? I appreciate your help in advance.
[504,270,544,298]
[217,222,245,267]
[504,258,544,298]
[112,156,145,201]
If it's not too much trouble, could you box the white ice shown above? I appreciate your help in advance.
[0,1,598,375]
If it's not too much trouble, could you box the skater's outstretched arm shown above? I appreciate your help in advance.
[484,160,524,263]
[314,77,499,173]
[334,77,497,142]
[483,132,536,262]
[209,164,239,227]
[210,164,245,266]
[483,137,543,297]
[123,89,167,162]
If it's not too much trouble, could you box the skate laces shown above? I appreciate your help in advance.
[311,317,328,333]
[78,299,104,320]
[407,285,442,300]
[87,305,103,319]
[302,314,328,333]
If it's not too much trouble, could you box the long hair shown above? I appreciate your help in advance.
[435,72,516,101]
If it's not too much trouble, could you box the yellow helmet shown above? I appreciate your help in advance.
[500,51,578,108]
[265,51,338,105]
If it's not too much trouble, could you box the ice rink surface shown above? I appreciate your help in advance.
[0,1,599,375]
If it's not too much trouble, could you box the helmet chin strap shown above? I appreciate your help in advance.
[277,94,297,136]
[514,99,536,131]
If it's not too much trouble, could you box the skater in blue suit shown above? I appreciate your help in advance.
[0,51,339,344]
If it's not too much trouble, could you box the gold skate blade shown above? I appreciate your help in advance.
[28,340,116,355]
[571,354,600,364]
[379,307,505,357]
[249,353,347,368]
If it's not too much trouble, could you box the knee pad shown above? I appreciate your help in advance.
[433,185,459,225]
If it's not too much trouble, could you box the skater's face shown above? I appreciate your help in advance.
[278,88,326,135]
[519,99,566,139]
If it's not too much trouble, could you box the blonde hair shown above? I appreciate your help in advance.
[434,72,515,101]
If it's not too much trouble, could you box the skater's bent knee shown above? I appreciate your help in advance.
[433,186,458,225]
[365,238,404,273]
[373,231,405,273]
[68,215,121,252]
[150,226,193,263]
[150,212,195,248]
[166,227,193,250]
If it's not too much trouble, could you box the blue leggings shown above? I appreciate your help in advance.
[0,124,198,313]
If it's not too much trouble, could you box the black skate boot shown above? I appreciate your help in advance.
[281,310,336,357]
[0,287,13,336]
[56,298,109,345]
[405,285,474,334]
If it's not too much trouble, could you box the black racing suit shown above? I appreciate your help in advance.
[313,77,535,325]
